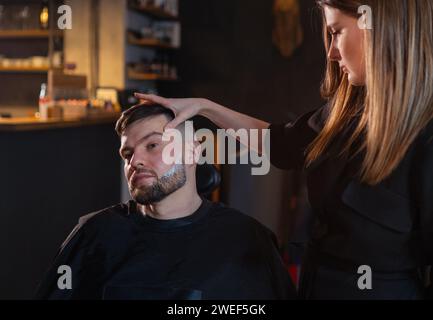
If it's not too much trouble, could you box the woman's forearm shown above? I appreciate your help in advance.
[133,93,271,155]
[199,99,270,155]
[200,99,270,131]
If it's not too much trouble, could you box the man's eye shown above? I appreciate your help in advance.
[123,153,132,160]
[147,143,158,150]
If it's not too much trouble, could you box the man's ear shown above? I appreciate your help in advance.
[184,140,202,167]
[193,141,202,165]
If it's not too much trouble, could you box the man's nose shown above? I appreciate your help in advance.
[130,151,150,169]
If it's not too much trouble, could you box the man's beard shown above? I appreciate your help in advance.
[130,164,187,205]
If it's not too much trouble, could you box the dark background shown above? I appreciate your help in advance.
[162,0,326,122]
[0,124,120,299]
[1,0,326,299]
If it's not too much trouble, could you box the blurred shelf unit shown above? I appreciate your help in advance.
[127,67,178,81]
[0,0,65,109]
[126,0,180,87]
[128,1,178,20]
[127,30,177,50]
[0,29,63,38]
[0,66,63,73]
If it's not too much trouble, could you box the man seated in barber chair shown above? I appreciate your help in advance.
[35,103,296,300]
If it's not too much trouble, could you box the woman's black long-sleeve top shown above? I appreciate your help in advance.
[269,104,433,299]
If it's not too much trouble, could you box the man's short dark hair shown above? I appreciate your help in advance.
[115,103,175,136]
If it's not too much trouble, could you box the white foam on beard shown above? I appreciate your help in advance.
[132,164,186,205]
[160,164,184,180]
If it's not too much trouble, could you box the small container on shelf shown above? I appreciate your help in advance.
[39,0,49,30]
[38,83,54,120]
[52,51,63,68]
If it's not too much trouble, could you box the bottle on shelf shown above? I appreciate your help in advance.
[52,51,63,68]
[38,83,51,119]
[161,54,170,77]
[150,57,162,75]
[39,0,49,30]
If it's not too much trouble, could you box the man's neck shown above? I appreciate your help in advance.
[137,183,203,220]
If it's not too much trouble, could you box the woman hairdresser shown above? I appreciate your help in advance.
[135,0,433,299]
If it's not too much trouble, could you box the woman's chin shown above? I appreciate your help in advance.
[348,74,366,87]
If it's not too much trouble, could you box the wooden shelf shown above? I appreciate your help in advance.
[129,4,178,20]
[0,29,64,39]
[127,36,178,50]
[128,69,177,81]
[0,112,121,132]
[0,66,50,73]
[0,66,63,73]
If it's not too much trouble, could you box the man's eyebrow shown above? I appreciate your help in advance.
[120,132,163,154]
[139,131,163,141]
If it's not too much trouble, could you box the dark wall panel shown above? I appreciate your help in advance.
[161,0,326,123]
[0,124,121,299]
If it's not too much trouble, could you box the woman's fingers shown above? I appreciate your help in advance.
[133,93,199,131]
[165,114,188,130]
[134,93,171,107]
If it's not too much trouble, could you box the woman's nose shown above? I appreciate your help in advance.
[328,42,341,62]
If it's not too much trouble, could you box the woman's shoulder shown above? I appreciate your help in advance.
[424,118,433,140]
[416,118,433,151]
[307,103,330,132]
[267,103,329,171]
[410,119,433,183]
[269,103,329,132]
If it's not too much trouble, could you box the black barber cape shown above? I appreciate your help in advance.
[35,198,296,300]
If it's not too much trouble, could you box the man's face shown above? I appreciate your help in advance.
[119,114,186,205]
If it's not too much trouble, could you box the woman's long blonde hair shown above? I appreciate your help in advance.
[307,0,433,185]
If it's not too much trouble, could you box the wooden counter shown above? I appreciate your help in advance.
[0,112,121,132]
[0,112,122,299]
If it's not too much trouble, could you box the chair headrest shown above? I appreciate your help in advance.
[196,164,221,196]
